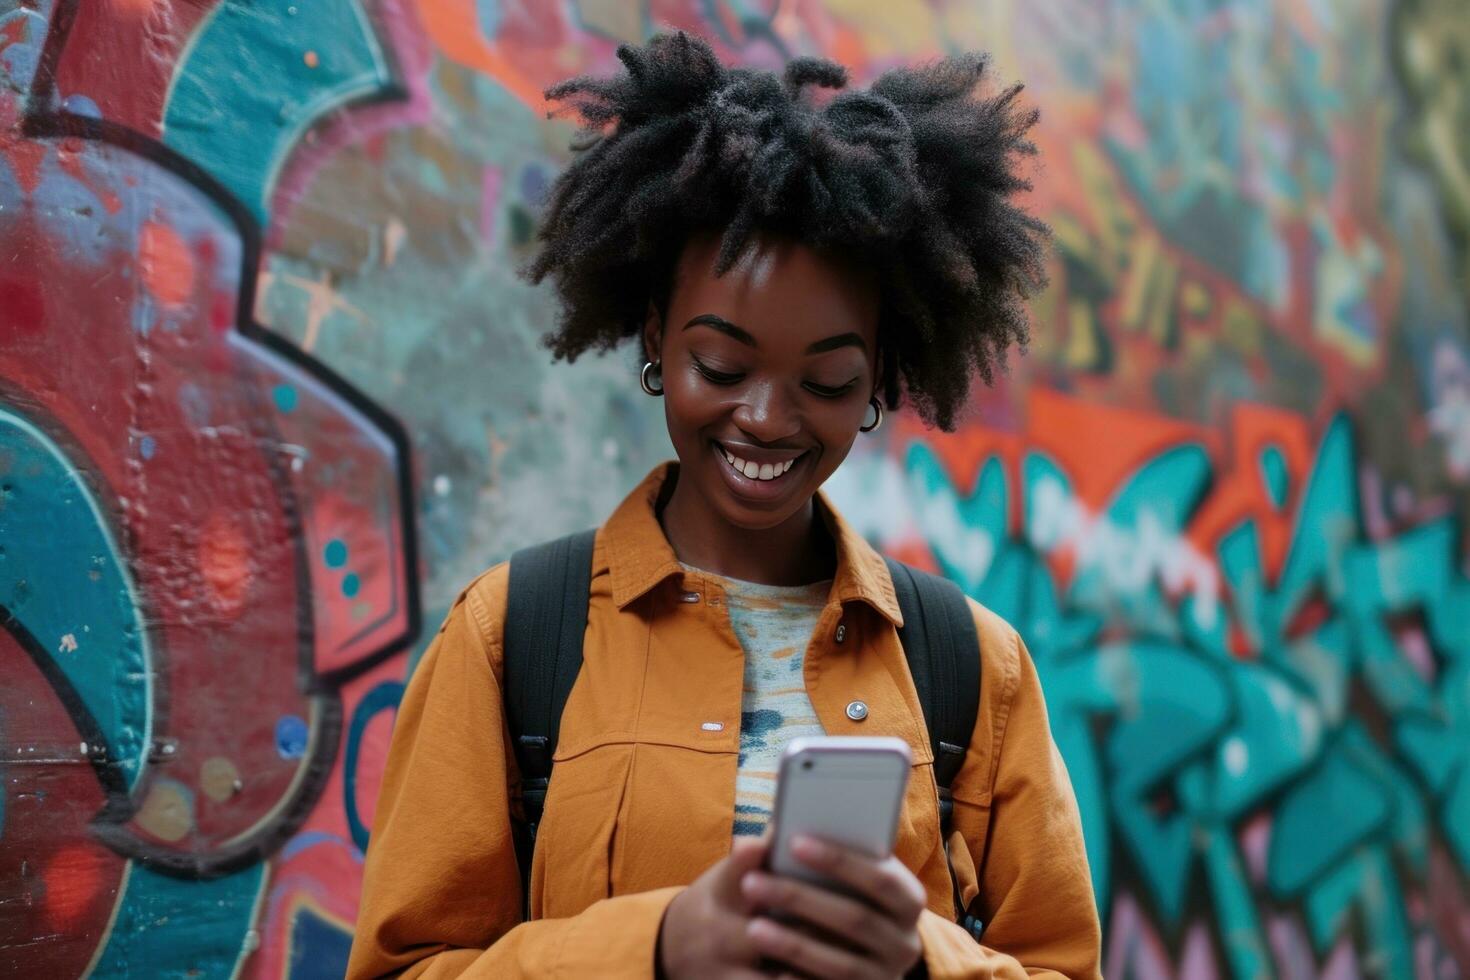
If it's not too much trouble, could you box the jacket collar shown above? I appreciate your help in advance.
[603,462,904,626]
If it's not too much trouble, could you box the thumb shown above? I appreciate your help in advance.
[719,835,770,892]
[731,834,769,869]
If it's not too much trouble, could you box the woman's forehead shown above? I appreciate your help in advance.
[670,233,880,342]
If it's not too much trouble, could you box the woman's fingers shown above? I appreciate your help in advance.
[790,836,926,926]
[747,916,885,980]
[734,837,928,977]
[740,870,909,960]
[661,836,780,977]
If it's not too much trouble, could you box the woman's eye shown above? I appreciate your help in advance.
[692,358,744,385]
[803,380,859,399]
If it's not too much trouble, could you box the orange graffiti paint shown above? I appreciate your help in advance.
[38,842,113,936]
[199,510,253,616]
[414,0,549,112]
[109,0,156,18]
[1187,404,1316,585]
[139,220,196,308]
[1027,387,1208,509]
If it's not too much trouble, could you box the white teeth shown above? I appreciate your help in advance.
[718,445,801,481]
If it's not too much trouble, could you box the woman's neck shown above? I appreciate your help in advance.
[657,472,837,586]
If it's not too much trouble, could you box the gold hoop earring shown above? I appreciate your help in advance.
[860,397,883,433]
[640,361,664,396]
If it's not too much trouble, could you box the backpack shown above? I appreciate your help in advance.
[503,530,984,940]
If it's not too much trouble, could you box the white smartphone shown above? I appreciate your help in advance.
[767,736,912,891]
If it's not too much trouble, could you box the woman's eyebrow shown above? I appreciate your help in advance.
[684,314,756,346]
[683,316,867,356]
[806,332,867,354]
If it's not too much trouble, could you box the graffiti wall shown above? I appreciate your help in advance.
[0,1,1465,977]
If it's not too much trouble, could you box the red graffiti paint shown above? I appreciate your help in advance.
[0,636,126,979]
[0,279,45,334]
[47,0,214,137]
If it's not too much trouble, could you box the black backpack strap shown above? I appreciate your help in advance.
[503,529,596,919]
[884,558,984,941]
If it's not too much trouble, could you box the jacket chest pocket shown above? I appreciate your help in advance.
[533,739,739,917]
[531,740,636,919]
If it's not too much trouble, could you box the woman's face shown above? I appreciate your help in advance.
[645,233,880,531]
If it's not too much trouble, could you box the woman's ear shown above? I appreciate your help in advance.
[642,303,663,364]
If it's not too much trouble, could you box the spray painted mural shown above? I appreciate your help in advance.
[0,0,421,975]
[0,0,1466,978]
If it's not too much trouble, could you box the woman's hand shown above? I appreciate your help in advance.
[739,835,926,980]
[658,835,771,979]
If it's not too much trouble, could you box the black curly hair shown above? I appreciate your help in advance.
[524,32,1048,431]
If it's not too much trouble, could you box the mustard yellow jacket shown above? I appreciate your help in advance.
[348,464,1101,979]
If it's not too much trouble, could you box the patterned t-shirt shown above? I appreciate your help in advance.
[704,572,831,837]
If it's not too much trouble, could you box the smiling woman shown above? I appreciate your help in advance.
[348,31,1101,980]
[651,234,881,584]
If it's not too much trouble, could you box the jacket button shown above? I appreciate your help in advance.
[845,700,869,722]
[834,623,847,643]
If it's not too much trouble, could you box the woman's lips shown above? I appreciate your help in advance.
[710,440,809,502]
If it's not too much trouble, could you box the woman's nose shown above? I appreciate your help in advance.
[732,380,801,444]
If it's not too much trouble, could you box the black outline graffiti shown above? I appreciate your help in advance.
[2,0,421,880]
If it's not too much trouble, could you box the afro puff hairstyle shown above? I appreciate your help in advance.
[524,32,1048,431]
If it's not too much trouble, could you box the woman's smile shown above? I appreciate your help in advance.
[711,439,814,503]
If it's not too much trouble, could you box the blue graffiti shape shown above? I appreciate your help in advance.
[0,408,153,793]
[893,412,1470,979]
[344,680,405,853]
[163,0,396,224]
